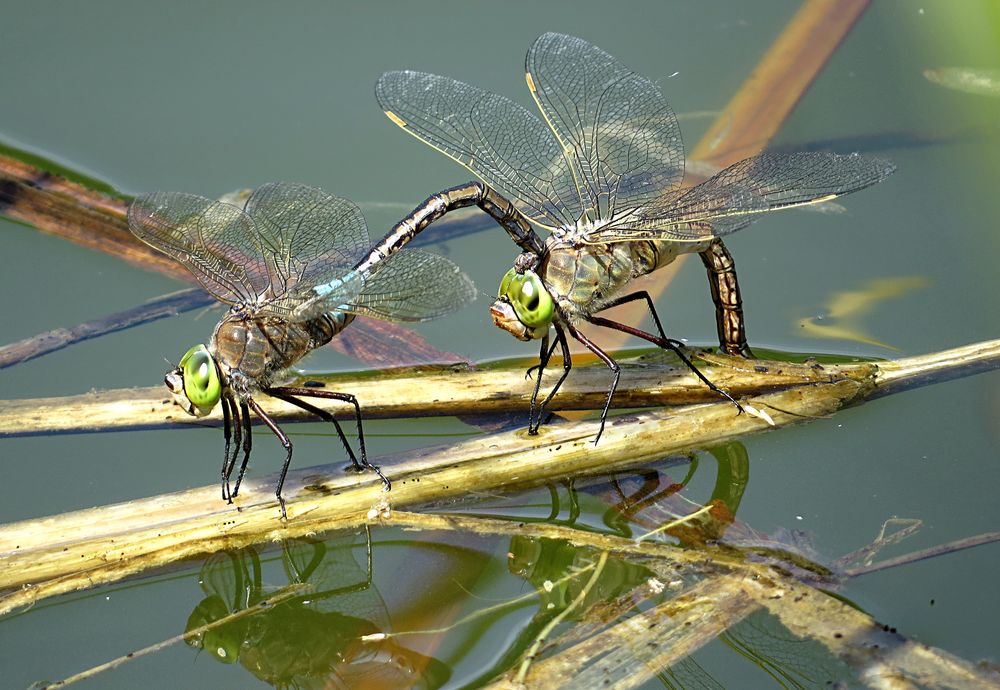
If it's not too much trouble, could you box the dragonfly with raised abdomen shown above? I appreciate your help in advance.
[128,182,480,517]
[375,32,896,441]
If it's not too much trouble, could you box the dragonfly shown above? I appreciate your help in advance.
[128,182,479,518]
[186,533,451,688]
[375,32,895,441]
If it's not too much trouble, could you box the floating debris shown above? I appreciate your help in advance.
[924,67,1000,97]
[797,276,929,349]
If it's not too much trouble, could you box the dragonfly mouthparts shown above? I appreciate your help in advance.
[490,298,535,341]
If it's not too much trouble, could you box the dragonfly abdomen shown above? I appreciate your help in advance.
[638,237,713,277]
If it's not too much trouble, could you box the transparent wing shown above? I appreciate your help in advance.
[376,70,580,230]
[128,191,268,307]
[241,182,370,315]
[349,250,476,322]
[526,32,686,224]
[588,152,896,243]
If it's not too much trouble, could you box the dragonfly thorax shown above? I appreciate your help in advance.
[210,312,343,390]
[567,216,612,243]
[538,237,636,316]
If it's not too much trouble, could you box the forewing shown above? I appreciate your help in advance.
[128,191,269,306]
[526,32,685,224]
[376,70,581,229]
[591,152,896,243]
[241,182,370,315]
[348,250,476,322]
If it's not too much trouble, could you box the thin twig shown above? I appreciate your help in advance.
[0,289,213,369]
[516,551,609,684]
[37,583,308,689]
[844,531,1000,577]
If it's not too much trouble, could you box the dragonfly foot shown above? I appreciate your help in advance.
[592,423,607,446]
[369,462,392,492]
[345,460,392,491]
[344,458,365,472]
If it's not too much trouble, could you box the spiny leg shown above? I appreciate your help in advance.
[592,289,697,362]
[529,324,573,435]
[267,386,390,492]
[230,400,254,499]
[245,396,292,519]
[267,388,359,468]
[593,290,668,342]
[220,392,235,501]
[525,334,554,432]
[525,333,555,381]
[222,391,245,501]
[585,315,744,413]
[562,321,620,444]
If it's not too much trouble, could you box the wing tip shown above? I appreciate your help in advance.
[385,110,407,128]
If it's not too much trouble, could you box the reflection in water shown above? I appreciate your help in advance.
[603,442,751,545]
[499,451,858,687]
[718,610,852,688]
[508,536,653,615]
[796,276,929,349]
[184,531,450,689]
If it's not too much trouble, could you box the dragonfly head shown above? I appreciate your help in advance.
[492,267,554,341]
[184,593,244,663]
[165,344,222,417]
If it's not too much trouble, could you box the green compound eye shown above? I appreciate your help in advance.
[179,344,221,414]
[500,269,554,329]
[498,267,517,298]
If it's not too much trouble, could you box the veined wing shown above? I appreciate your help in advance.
[376,70,580,230]
[344,250,476,322]
[587,152,895,243]
[242,183,370,315]
[128,191,269,307]
[526,32,685,224]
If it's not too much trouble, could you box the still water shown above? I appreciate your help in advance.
[1,1,999,687]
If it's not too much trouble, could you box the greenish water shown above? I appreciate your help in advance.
[2,1,1000,687]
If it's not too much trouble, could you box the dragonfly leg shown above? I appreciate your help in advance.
[585,315,745,414]
[593,290,669,342]
[281,538,325,584]
[220,392,234,502]
[525,333,553,380]
[700,239,753,358]
[267,388,359,468]
[267,387,391,492]
[525,334,553,431]
[245,397,291,519]
[530,324,573,434]
[563,321,620,444]
[230,400,254,499]
[222,391,245,501]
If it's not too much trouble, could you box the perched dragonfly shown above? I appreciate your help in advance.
[128,182,478,517]
[375,32,895,440]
